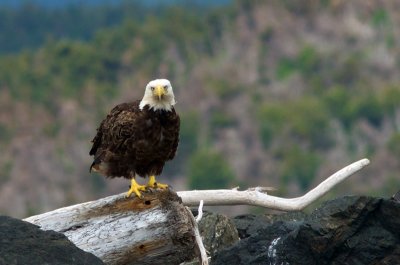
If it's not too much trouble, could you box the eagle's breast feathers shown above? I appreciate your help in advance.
[90,99,180,179]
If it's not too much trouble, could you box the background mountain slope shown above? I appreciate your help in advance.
[0,0,399,217]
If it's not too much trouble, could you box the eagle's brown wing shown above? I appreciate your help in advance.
[89,102,139,173]
[89,121,104,157]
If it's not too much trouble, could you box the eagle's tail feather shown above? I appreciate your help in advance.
[89,161,97,173]
[89,151,106,173]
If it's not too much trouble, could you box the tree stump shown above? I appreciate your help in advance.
[24,190,197,265]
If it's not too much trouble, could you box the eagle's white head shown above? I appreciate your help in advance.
[139,79,176,111]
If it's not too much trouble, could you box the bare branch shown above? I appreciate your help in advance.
[186,207,209,265]
[196,200,204,223]
[178,158,370,211]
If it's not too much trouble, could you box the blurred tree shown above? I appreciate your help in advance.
[258,103,287,148]
[0,160,12,185]
[387,133,400,158]
[348,91,385,128]
[210,110,237,129]
[276,45,320,81]
[0,2,149,54]
[208,78,241,99]
[188,149,236,189]
[278,145,320,191]
[258,97,332,149]
[287,97,332,149]
[371,8,390,27]
[0,123,12,143]
[323,86,353,128]
[164,111,200,176]
[380,87,400,116]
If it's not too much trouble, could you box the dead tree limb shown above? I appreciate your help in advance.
[179,158,370,210]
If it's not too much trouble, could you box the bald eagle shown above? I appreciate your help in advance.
[89,79,180,198]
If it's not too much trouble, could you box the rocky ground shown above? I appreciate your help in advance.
[0,216,104,265]
[1,195,399,265]
[197,195,400,265]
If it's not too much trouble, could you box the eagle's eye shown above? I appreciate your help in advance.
[163,85,168,90]
[150,86,155,91]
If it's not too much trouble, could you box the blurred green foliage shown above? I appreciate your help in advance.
[387,133,400,157]
[164,111,200,175]
[42,122,61,138]
[287,97,331,147]
[376,175,400,197]
[258,103,287,148]
[332,53,364,86]
[323,86,353,127]
[207,78,241,99]
[276,45,320,80]
[0,2,152,54]
[380,87,400,115]
[0,123,12,142]
[278,145,320,191]
[276,58,297,80]
[180,112,200,155]
[188,149,236,189]
[348,91,385,128]
[371,8,390,27]
[0,1,399,201]
[258,97,332,149]
[90,173,107,193]
[324,86,399,129]
[210,110,237,129]
[0,40,119,109]
[0,160,12,185]
[0,6,215,110]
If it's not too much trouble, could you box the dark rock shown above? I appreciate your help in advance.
[198,211,240,256]
[212,196,400,265]
[0,215,104,265]
[182,211,240,265]
[233,211,307,239]
[391,190,400,202]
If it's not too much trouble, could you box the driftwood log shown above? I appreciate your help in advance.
[24,158,370,265]
[25,190,198,265]
[179,158,370,210]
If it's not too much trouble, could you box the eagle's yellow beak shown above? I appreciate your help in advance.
[154,86,165,100]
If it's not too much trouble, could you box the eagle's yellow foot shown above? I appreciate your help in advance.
[126,178,146,198]
[146,175,168,189]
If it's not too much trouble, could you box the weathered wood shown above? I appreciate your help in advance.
[25,190,196,265]
[23,159,370,264]
[185,205,208,265]
[178,158,370,210]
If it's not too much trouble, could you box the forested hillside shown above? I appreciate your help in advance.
[0,0,399,217]
[0,1,221,53]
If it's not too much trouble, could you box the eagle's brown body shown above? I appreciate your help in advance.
[89,100,180,179]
